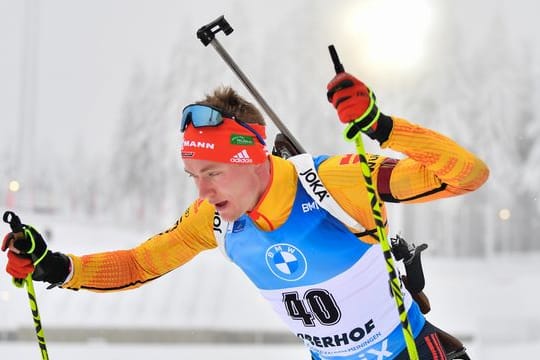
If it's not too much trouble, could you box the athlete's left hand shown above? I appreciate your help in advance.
[326,72,380,136]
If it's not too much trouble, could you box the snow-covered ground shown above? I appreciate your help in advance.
[2,341,540,360]
[1,212,539,359]
[0,343,310,359]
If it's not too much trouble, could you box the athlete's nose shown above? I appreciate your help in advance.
[196,177,215,200]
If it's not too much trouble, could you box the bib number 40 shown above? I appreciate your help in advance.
[283,289,342,327]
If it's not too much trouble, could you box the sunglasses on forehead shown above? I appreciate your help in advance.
[180,104,266,145]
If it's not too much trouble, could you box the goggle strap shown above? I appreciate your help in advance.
[236,121,266,146]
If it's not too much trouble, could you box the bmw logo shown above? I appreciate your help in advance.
[265,243,307,281]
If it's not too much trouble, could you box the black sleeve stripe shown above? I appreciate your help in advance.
[380,183,448,203]
[69,274,165,292]
[353,221,388,240]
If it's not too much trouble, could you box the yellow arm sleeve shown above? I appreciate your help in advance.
[63,199,217,291]
[381,117,489,202]
[317,117,489,242]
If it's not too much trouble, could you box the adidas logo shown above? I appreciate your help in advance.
[231,149,253,163]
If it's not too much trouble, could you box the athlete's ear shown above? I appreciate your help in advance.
[253,159,270,174]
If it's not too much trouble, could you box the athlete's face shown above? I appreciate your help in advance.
[183,158,270,222]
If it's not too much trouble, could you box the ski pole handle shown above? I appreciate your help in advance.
[328,45,355,92]
[3,210,23,232]
[328,45,345,74]
[3,211,25,287]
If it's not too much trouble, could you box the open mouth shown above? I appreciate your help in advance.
[214,201,228,211]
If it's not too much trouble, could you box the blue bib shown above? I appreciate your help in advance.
[222,156,425,359]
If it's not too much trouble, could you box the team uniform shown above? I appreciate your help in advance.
[62,117,488,359]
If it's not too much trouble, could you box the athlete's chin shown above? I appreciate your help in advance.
[217,209,243,222]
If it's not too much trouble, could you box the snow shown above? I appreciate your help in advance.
[2,343,311,359]
[3,341,540,360]
[1,213,539,358]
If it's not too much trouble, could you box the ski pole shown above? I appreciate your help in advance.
[196,15,305,155]
[3,211,50,360]
[327,45,419,360]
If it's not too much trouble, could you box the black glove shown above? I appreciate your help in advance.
[2,224,70,286]
[2,225,48,264]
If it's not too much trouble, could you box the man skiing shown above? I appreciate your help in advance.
[2,71,489,359]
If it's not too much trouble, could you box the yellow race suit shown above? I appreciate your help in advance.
[63,117,489,291]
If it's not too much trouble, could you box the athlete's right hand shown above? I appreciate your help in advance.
[2,225,48,263]
[2,226,70,285]
[2,224,48,280]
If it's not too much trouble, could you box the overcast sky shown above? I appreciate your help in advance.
[1,0,262,161]
[1,0,539,178]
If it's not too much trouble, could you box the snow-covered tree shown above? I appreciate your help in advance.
[399,8,540,255]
